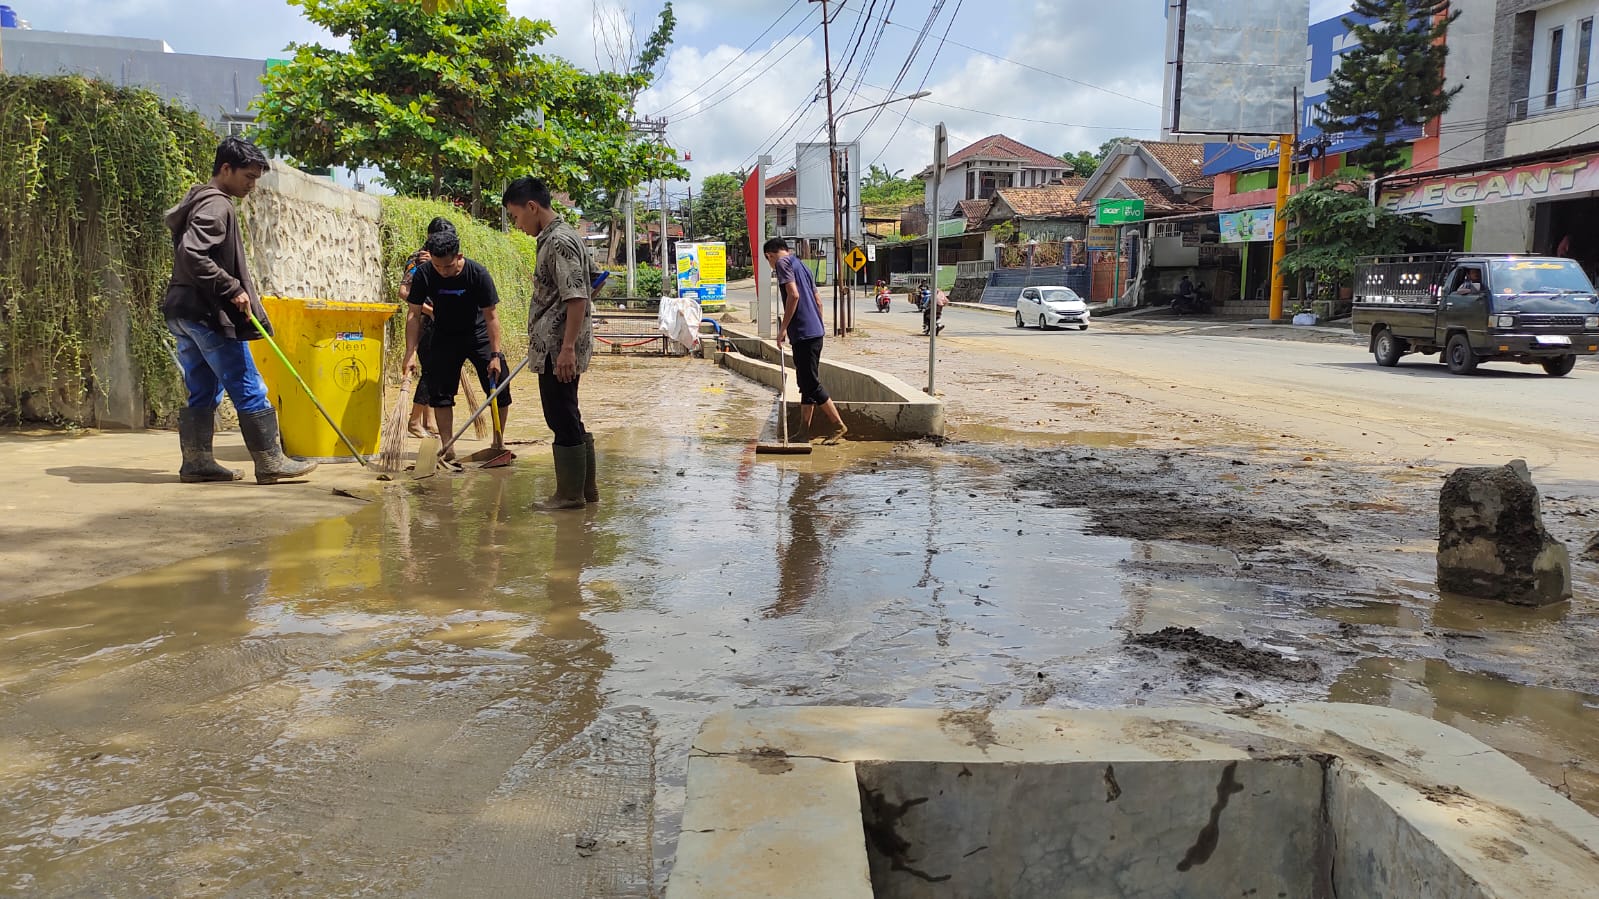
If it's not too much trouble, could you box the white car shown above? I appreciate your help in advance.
[1016,286,1091,331]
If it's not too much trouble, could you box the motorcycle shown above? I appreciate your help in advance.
[875,290,893,313]
[913,288,932,312]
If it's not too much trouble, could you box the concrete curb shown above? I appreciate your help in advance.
[669,704,1599,898]
[716,325,943,440]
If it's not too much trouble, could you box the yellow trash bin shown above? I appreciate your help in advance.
[249,297,400,461]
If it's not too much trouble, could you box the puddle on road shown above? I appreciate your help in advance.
[950,423,1145,447]
[4,415,1598,893]
[1331,657,1599,811]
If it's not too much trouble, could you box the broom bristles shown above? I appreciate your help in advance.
[460,369,489,439]
[379,374,412,472]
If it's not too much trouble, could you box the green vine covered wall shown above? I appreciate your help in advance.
[0,75,217,426]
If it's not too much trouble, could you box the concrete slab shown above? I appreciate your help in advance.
[716,327,943,440]
[669,705,1599,899]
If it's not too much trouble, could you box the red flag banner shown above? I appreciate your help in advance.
[743,167,762,263]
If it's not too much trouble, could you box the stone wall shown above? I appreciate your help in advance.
[241,163,385,304]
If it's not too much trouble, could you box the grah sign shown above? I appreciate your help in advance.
[1379,152,1599,214]
[1096,199,1145,225]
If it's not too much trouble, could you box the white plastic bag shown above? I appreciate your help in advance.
[659,295,702,353]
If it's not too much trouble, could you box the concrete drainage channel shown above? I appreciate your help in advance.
[668,705,1599,898]
[714,325,943,440]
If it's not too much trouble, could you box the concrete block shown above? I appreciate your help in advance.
[670,705,1599,899]
[716,327,944,440]
[1438,460,1572,606]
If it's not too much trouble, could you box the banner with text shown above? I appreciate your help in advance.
[1378,152,1599,214]
[1218,208,1276,243]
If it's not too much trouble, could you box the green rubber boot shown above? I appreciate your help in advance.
[178,407,242,483]
[534,443,588,511]
[583,434,599,504]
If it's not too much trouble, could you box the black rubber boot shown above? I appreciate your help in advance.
[534,443,588,511]
[583,434,599,504]
[178,407,242,483]
[238,408,319,485]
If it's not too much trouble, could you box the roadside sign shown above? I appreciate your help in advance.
[845,247,867,272]
[1086,226,1117,249]
[1096,198,1145,225]
[933,123,948,178]
[866,244,877,262]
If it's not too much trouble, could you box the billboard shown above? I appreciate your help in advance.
[1202,0,1426,175]
[795,141,861,242]
[1378,153,1599,214]
[675,242,728,309]
[1167,0,1309,136]
[1302,0,1423,156]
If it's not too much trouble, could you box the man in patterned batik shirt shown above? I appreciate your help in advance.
[502,176,598,511]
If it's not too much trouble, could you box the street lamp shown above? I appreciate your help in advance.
[825,90,932,336]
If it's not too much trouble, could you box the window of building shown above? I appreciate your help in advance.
[776,208,789,227]
[1547,26,1565,108]
[1579,18,1594,102]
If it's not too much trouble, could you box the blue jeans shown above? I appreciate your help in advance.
[167,317,272,414]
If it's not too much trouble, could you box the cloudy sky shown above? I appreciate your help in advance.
[23,0,1168,191]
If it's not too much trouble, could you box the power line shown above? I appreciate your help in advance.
[863,0,963,166]
[874,14,1160,109]
[648,0,805,117]
[666,17,821,122]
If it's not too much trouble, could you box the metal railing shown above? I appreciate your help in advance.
[1510,81,1599,121]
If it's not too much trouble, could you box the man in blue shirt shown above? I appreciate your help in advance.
[764,238,847,443]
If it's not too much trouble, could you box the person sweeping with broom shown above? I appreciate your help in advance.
[162,136,318,485]
[502,176,598,511]
[401,228,511,464]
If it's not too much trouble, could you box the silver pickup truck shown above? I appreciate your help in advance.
[1351,254,1599,376]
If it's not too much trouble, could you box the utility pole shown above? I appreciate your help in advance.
[627,115,671,295]
[686,184,694,239]
[625,190,637,295]
[928,123,948,396]
[1268,134,1292,322]
[811,0,844,337]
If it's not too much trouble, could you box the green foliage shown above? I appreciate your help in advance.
[1278,176,1434,286]
[633,3,677,82]
[595,263,663,299]
[861,164,923,206]
[1316,0,1461,176]
[255,0,686,219]
[691,172,749,261]
[378,195,538,357]
[1058,150,1099,177]
[0,75,217,425]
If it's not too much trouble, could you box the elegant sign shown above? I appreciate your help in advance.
[1218,208,1275,243]
[1378,152,1599,214]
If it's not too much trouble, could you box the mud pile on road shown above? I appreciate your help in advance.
[1130,627,1322,682]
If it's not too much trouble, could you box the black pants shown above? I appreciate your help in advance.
[539,358,587,447]
[411,321,434,404]
[425,330,512,409]
[790,336,829,406]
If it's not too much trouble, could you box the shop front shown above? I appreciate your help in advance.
[1379,142,1599,280]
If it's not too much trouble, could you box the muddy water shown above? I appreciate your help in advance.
[4,413,1599,895]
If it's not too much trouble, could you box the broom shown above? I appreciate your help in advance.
[459,368,490,439]
[755,347,812,455]
[378,374,413,473]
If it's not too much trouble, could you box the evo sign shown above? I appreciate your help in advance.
[1379,152,1599,214]
[1095,199,1145,225]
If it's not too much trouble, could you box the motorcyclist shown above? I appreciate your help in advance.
[921,286,946,336]
[1172,275,1196,314]
[917,281,932,312]
[875,278,892,312]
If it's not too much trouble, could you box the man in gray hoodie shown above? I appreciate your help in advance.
[162,137,317,485]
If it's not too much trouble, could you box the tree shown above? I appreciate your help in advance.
[1058,138,1136,178]
[1278,175,1434,297]
[1315,0,1462,176]
[861,164,923,206]
[253,0,685,218]
[1058,150,1099,177]
[690,172,750,262]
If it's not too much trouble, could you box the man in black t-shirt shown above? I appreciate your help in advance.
[402,229,510,458]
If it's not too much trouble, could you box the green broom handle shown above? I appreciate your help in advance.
[244,307,372,468]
